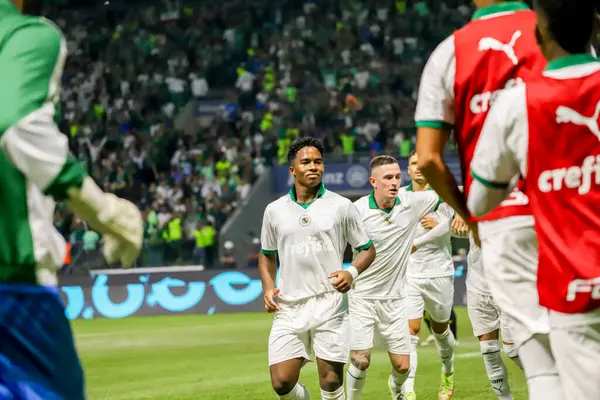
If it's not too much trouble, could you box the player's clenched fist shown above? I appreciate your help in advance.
[264,288,280,313]
[329,271,353,293]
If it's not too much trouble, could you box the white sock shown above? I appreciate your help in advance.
[389,368,409,395]
[519,336,564,400]
[433,327,456,375]
[503,342,523,370]
[320,385,345,400]
[480,340,513,400]
[280,382,312,400]
[401,335,419,393]
[346,363,367,400]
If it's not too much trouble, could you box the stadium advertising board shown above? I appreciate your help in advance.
[58,268,264,320]
[59,263,468,320]
[272,163,372,194]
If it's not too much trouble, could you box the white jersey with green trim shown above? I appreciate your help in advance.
[351,190,440,299]
[260,185,372,303]
[0,3,87,285]
[401,185,455,279]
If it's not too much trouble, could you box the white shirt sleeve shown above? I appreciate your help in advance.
[1,103,86,201]
[467,84,529,217]
[414,35,456,128]
[413,203,453,248]
[260,205,278,254]
[413,191,442,221]
[344,201,372,251]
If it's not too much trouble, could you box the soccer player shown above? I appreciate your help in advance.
[259,137,376,400]
[468,1,600,398]
[413,1,560,398]
[345,155,444,400]
[0,1,144,398]
[400,151,457,400]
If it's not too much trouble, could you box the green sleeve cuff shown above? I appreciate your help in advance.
[261,249,278,255]
[470,170,509,189]
[415,120,454,130]
[355,239,373,252]
[43,155,87,201]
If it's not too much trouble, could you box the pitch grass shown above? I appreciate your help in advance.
[73,307,527,400]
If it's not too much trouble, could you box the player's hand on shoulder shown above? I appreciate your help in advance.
[411,245,418,254]
[329,270,353,293]
[421,216,438,230]
[264,288,280,313]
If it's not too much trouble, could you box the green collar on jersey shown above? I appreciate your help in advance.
[471,1,530,21]
[405,183,434,192]
[545,53,600,71]
[368,192,400,214]
[288,182,326,209]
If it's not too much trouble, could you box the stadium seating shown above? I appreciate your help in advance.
[55,0,473,271]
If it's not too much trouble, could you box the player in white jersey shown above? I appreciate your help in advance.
[259,137,376,400]
[395,151,455,400]
[344,155,443,400]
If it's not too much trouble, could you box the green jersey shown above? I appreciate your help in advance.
[0,1,86,285]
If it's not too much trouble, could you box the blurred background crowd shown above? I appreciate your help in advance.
[50,0,474,272]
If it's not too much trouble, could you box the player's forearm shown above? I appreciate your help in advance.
[352,243,376,274]
[413,218,451,248]
[419,157,470,222]
[258,253,278,291]
[466,180,511,218]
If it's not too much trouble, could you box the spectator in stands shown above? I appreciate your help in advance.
[220,241,237,269]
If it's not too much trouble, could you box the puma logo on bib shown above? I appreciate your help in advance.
[556,101,600,141]
[478,30,522,65]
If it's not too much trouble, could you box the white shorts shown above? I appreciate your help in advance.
[479,217,550,348]
[467,289,512,339]
[406,276,454,323]
[268,291,350,366]
[349,296,410,355]
[549,310,600,400]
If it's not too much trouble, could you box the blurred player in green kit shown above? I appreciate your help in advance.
[0,1,143,398]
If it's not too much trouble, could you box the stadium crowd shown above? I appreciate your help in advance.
[52,0,474,270]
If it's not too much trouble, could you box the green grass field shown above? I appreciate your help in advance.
[73,307,527,399]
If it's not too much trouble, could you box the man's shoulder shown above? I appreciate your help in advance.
[2,16,63,52]
[353,195,370,213]
[489,84,528,125]
[322,189,351,206]
[266,195,290,212]
[426,34,455,67]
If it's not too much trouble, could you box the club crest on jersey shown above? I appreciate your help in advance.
[478,30,522,65]
[556,102,600,141]
[299,214,311,227]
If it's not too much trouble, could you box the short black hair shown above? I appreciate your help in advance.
[407,150,417,162]
[369,155,398,173]
[287,137,324,165]
[534,0,596,54]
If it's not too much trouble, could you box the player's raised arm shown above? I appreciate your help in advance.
[258,206,280,312]
[467,86,528,218]
[0,21,142,267]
